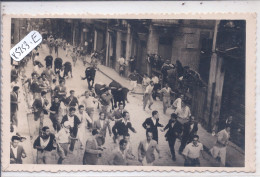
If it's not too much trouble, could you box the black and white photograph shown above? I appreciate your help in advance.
[9,18,246,167]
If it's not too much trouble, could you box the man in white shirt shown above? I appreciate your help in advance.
[175,100,191,122]
[56,121,71,164]
[210,125,231,166]
[151,73,160,100]
[138,131,161,166]
[182,135,204,166]
[172,94,184,111]
[118,56,126,76]
[142,74,151,91]
[80,91,98,121]
[143,81,154,111]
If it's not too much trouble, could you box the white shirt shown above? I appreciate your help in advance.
[11,145,18,158]
[182,142,203,159]
[143,77,151,86]
[173,98,182,109]
[190,124,194,132]
[56,128,70,144]
[152,76,159,84]
[41,97,45,106]
[145,85,154,94]
[81,96,96,108]
[151,117,157,126]
[176,106,191,119]
[40,136,50,149]
[118,57,125,65]
[144,141,150,151]
[67,115,74,128]
[77,111,92,124]
[100,119,104,128]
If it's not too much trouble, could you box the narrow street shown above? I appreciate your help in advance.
[17,44,219,166]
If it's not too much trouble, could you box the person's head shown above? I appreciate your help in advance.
[144,74,148,78]
[78,105,84,114]
[123,133,130,143]
[192,135,199,146]
[146,131,153,142]
[166,60,170,64]
[69,107,76,116]
[11,136,20,148]
[41,91,47,98]
[150,81,154,86]
[92,129,99,137]
[165,83,169,88]
[47,65,52,69]
[180,94,184,100]
[227,116,233,122]
[52,78,57,84]
[42,73,47,79]
[59,79,65,86]
[119,139,127,151]
[225,125,231,133]
[54,96,59,103]
[152,110,159,119]
[42,126,50,138]
[170,113,178,122]
[122,111,129,120]
[133,70,137,74]
[70,90,75,97]
[13,86,19,93]
[31,73,37,80]
[189,116,195,124]
[118,102,124,110]
[99,112,105,120]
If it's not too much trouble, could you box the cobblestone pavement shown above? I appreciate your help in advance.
[17,44,220,166]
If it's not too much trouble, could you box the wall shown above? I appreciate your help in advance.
[171,27,201,71]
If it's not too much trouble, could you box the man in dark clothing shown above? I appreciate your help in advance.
[162,113,182,161]
[32,91,49,133]
[33,126,56,164]
[179,116,198,154]
[65,90,79,108]
[10,136,27,164]
[112,111,136,143]
[54,79,67,102]
[49,96,61,131]
[61,107,81,151]
[129,56,136,72]
[161,60,174,86]
[142,110,164,143]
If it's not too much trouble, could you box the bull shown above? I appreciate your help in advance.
[82,66,96,90]
[63,62,73,78]
[109,80,129,109]
[54,58,63,74]
[45,55,53,68]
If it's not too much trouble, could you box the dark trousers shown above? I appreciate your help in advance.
[179,137,189,153]
[50,113,61,131]
[184,157,200,166]
[69,132,77,151]
[168,138,177,159]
